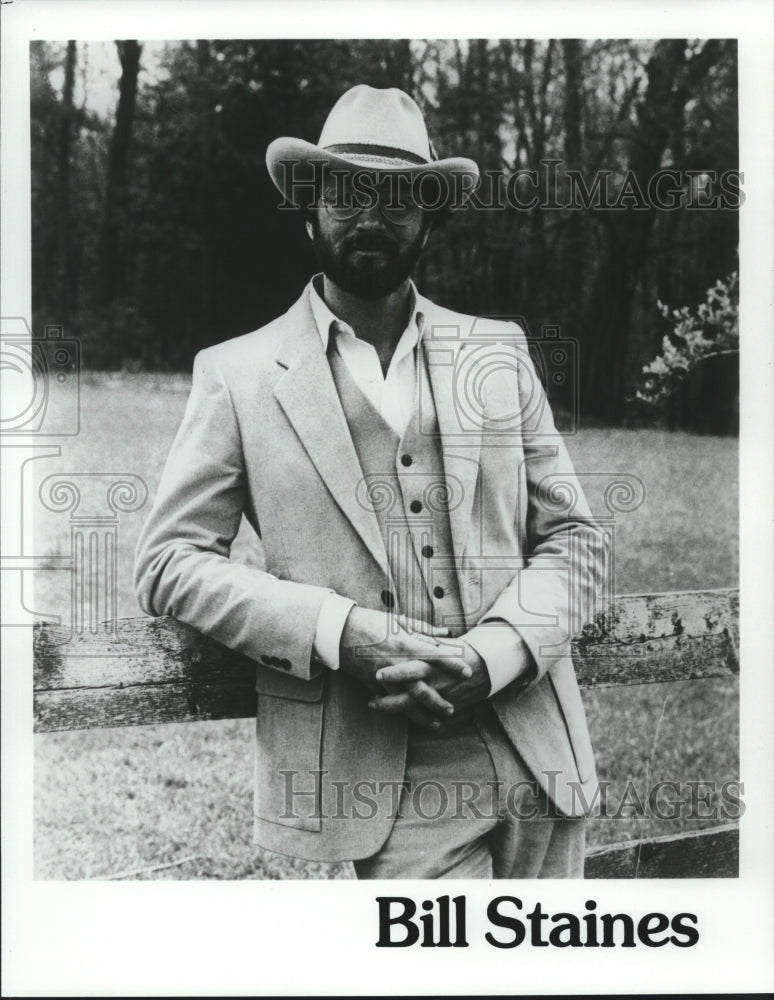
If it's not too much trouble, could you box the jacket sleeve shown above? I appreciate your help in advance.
[133,349,334,681]
[477,323,609,685]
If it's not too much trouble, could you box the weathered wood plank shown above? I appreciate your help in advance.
[584,824,739,879]
[33,617,260,731]
[32,588,739,733]
[34,682,257,732]
[573,588,739,686]
[34,617,257,691]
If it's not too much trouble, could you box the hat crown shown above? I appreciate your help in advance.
[318,85,432,163]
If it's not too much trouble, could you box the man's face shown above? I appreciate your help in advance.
[309,169,429,300]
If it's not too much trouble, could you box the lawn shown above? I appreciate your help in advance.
[33,373,739,879]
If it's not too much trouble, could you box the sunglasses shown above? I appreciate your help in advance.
[318,176,423,227]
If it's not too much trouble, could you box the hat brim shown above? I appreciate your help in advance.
[266,137,480,208]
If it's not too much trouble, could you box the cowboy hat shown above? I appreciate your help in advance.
[265,84,480,208]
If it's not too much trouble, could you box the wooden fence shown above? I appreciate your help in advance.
[33,587,740,879]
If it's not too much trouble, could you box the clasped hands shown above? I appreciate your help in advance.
[338,606,491,729]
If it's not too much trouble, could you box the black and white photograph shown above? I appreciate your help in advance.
[2,0,773,995]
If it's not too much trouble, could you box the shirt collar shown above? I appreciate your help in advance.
[309,273,426,356]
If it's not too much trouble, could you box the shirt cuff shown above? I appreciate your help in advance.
[313,594,357,671]
[465,619,536,696]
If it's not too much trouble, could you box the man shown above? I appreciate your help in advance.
[134,85,607,879]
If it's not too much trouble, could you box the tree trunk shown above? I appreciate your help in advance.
[99,40,142,307]
[561,40,583,318]
[579,40,721,423]
[56,41,77,325]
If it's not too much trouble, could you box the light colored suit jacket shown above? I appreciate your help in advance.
[134,282,608,862]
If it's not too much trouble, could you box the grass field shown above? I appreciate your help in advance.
[33,373,739,879]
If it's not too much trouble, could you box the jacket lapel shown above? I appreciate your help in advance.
[273,289,391,577]
[421,308,482,564]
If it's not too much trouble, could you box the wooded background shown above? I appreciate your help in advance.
[30,38,739,430]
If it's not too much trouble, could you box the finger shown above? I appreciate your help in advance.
[375,669,454,714]
[368,692,416,713]
[423,652,472,679]
[379,666,460,704]
[377,662,459,708]
[405,679,454,715]
[376,659,433,684]
[368,692,442,729]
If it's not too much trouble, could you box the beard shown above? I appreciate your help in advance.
[310,218,427,301]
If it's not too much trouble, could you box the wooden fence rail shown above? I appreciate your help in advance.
[33,587,740,878]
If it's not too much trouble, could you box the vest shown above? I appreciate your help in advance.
[327,338,467,639]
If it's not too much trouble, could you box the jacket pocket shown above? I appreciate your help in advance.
[254,665,324,702]
[254,668,325,832]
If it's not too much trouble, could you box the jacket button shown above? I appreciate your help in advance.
[380,589,395,609]
[410,500,422,513]
[400,454,413,467]
[261,654,272,665]
[280,658,291,670]
[433,586,445,599]
[422,545,434,558]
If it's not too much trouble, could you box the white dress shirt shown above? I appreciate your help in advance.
[308,276,530,696]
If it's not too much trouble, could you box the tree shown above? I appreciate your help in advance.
[99,40,142,306]
[635,271,738,434]
[55,41,77,325]
[30,37,739,429]
[577,40,726,422]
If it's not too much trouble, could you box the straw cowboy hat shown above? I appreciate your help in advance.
[266,84,480,207]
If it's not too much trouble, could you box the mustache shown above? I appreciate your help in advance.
[344,232,397,253]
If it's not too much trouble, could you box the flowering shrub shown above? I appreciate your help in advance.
[637,272,739,407]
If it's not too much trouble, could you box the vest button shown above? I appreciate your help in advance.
[422,545,434,558]
[380,589,396,609]
[409,500,422,513]
[433,586,445,599]
[400,454,413,467]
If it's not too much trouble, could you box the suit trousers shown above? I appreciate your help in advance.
[353,703,585,879]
